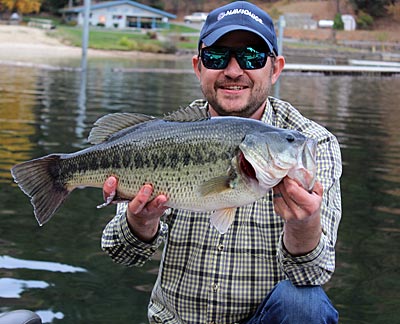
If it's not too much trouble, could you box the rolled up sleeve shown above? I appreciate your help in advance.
[277,229,335,285]
[277,133,342,286]
[101,203,168,267]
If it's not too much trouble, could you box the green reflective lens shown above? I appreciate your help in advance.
[202,48,230,69]
[237,47,267,70]
[200,46,272,70]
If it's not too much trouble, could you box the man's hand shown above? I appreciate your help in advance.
[103,176,169,242]
[273,177,323,256]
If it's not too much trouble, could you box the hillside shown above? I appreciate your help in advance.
[168,0,400,44]
[262,0,400,44]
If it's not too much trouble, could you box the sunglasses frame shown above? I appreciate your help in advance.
[200,46,276,70]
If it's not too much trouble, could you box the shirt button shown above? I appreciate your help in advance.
[212,283,219,292]
[217,244,224,251]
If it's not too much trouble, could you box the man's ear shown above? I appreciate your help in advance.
[271,55,285,84]
[192,54,201,80]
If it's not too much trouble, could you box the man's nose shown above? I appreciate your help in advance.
[223,55,244,78]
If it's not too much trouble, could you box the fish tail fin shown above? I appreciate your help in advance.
[11,154,71,226]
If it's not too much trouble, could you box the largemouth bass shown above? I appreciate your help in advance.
[11,106,317,234]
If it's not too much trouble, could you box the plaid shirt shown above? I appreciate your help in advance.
[102,97,342,324]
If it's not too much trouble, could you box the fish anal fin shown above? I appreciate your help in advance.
[210,208,237,234]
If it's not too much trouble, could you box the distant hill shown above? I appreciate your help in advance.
[156,0,399,43]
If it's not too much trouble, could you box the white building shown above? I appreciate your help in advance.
[60,0,176,29]
[342,15,356,31]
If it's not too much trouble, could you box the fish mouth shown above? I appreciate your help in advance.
[238,152,256,180]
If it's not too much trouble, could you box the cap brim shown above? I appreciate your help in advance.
[201,25,275,54]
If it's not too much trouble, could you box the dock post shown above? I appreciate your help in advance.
[277,15,285,55]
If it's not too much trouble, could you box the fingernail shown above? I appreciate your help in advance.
[107,177,116,186]
[143,186,152,196]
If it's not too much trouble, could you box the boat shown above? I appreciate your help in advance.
[0,309,42,324]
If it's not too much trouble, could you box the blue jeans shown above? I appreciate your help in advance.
[245,280,338,324]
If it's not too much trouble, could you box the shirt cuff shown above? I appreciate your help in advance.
[277,230,332,285]
[116,208,167,251]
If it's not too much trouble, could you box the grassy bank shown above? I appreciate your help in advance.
[48,23,398,58]
[49,24,199,53]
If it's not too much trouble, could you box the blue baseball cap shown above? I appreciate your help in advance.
[199,1,278,55]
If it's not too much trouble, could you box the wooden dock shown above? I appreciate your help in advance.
[284,63,400,76]
[112,64,400,76]
[2,62,398,75]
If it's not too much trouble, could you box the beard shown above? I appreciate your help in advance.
[202,80,271,118]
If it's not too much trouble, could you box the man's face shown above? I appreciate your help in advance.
[193,31,283,119]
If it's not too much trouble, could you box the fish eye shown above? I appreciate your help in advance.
[286,134,295,142]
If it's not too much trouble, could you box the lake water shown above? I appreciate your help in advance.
[0,56,399,324]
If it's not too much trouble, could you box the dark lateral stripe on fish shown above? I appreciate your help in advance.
[11,155,70,226]
[63,143,230,176]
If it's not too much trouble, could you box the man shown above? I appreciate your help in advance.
[101,1,342,323]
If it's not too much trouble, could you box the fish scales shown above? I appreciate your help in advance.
[61,119,247,207]
[11,106,317,233]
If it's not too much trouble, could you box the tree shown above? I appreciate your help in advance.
[0,0,42,14]
[349,0,397,18]
[41,0,70,15]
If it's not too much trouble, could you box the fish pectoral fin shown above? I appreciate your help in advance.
[210,208,237,234]
[198,176,231,196]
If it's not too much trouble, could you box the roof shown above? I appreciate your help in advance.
[60,0,176,19]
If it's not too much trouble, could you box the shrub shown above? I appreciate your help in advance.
[117,36,138,50]
[66,20,77,27]
[146,31,158,40]
[139,42,163,53]
[386,3,400,22]
[269,7,283,20]
[356,10,374,30]
[161,41,177,54]
[333,13,344,30]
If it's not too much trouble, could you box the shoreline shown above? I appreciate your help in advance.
[1,25,398,70]
[0,25,183,67]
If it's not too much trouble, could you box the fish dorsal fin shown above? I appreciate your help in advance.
[163,105,210,122]
[88,113,155,144]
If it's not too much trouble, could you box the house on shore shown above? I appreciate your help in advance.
[60,0,176,29]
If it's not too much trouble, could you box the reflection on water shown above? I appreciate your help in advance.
[0,278,49,298]
[0,60,399,323]
[0,256,87,273]
[35,310,64,324]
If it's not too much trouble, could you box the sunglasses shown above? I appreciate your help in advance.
[200,46,276,70]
